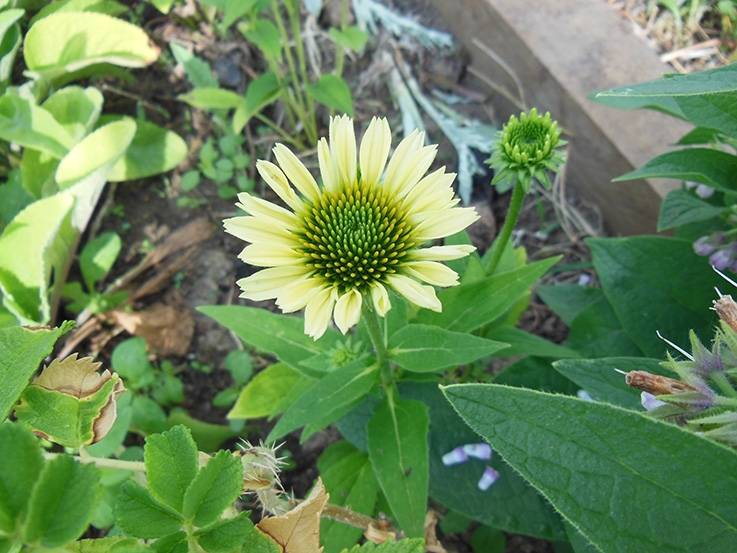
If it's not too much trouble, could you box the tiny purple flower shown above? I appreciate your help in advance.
[477,466,500,491]
[695,184,715,199]
[693,236,716,257]
[641,392,666,411]
[710,248,734,271]
[462,443,492,461]
[442,446,469,466]
[577,390,593,402]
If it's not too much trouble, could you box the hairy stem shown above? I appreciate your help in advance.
[484,181,526,275]
[362,303,395,402]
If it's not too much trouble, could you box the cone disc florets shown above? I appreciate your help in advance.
[488,108,565,192]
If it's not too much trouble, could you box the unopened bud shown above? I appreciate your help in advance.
[713,295,737,333]
[625,370,696,395]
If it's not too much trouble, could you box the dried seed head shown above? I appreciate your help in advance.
[625,371,696,395]
[713,295,737,333]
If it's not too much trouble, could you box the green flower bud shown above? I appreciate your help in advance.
[488,108,566,192]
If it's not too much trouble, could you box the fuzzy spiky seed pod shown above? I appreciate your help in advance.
[487,108,566,192]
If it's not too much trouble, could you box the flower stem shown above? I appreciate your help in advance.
[484,181,526,275]
[44,452,146,472]
[363,303,395,400]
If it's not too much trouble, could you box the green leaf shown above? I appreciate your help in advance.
[0,424,43,534]
[224,350,253,385]
[182,450,243,527]
[389,324,508,372]
[0,93,73,157]
[0,324,69,421]
[657,188,724,231]
[15,375,120,448]
[318,442,378,553]
[152,532,188,553]
[239,18,281,60]
[165,409,239,453]
[494,357,578,396]
[170,41,217,88]
[306,74,354,115]
[131,395,167,435]
[0,21,21,87]
[232,72,281,133]
[328,26,369,53]
[149,0,176,13]
[114,481,183,539]
[267,358,377,441]
[111,337,154,390]
[80,231,121,290]
[415,257,560,332]
[470,526,506,553]
[0,193,74,324]
[537,284,602,326]
[24,12,159,81]
[0,170,32,227]
[144,425,199,513]
[31,0,127,23]
[179,88,243,110]
[100,118,187,182]
[228,362,313,419]
[195,512,255,553]
[23,455,99,548]
[589,236,722,358]
[443,383,737,553]
[484,326,579,359]
[198,305,339,374]
[340,538,425,552]
[553,357,667,409]
[43,85,104,143]
[367,398,428,538]
[613,148,737,193]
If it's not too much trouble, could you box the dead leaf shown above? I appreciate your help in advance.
[364,520,397,544]
[258,479,329,553]
[424,510,447,553]
[110,301,194,357]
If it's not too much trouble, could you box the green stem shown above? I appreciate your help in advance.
[44,452,145,472]
[333,0,350,76]
[286,0,317,143]
[483,181,526,275]
[363,303,395,402]
[255,113,306,149]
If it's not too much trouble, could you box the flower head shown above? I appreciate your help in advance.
[488,108,565,191]
[225,116,479,339]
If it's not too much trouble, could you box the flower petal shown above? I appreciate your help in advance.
[384,130,436,196]
[236,192,298,228]
[224,216,295,247]
[329,115,357,187]
[386,274,441,312]
[412,245,476,261]
[273,143,320,202]
[359,117,392,186]
[318,137,339,193]
[236,266,308,301]
[276,277,322,313]
[333,289,363,334]
[370,282,391,316]
[403,261,459,287]
[403,168,456,214]
[256,160,303,212]
[304,286,338,340]
[239,244,301,267]
[414,207,480,241]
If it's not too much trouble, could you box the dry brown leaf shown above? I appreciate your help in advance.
[364,520,397,544]
[110,301,194,357]
[424,510,447,553]
[258,479,329,553]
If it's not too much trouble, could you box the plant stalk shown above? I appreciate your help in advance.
[484,181,526,275]
[362,302,395,402]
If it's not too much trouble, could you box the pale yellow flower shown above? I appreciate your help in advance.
[225,115,479,340]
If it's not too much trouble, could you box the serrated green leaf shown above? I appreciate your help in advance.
[340,538,425,553]
[268,358,377,441]
[0,324,69,421]
[195,512,253,553]
[415,257,560,332]
[0,424,43,534]
[23,455,99,547]
[114,480,183,539]
[444,383,737,553]
[144,425,199,513]
[24,12,159,81]
[80,231,121,290]
[367,398,428,538]
[318,441,378,553]
[198,305,339,374]
[228,362,313,420]
[306,74,353,115]
[182,450,243,527]
[613,148,737,193]
[170,41,217,88]
[657,188,724,231]
[389,324,508,372]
